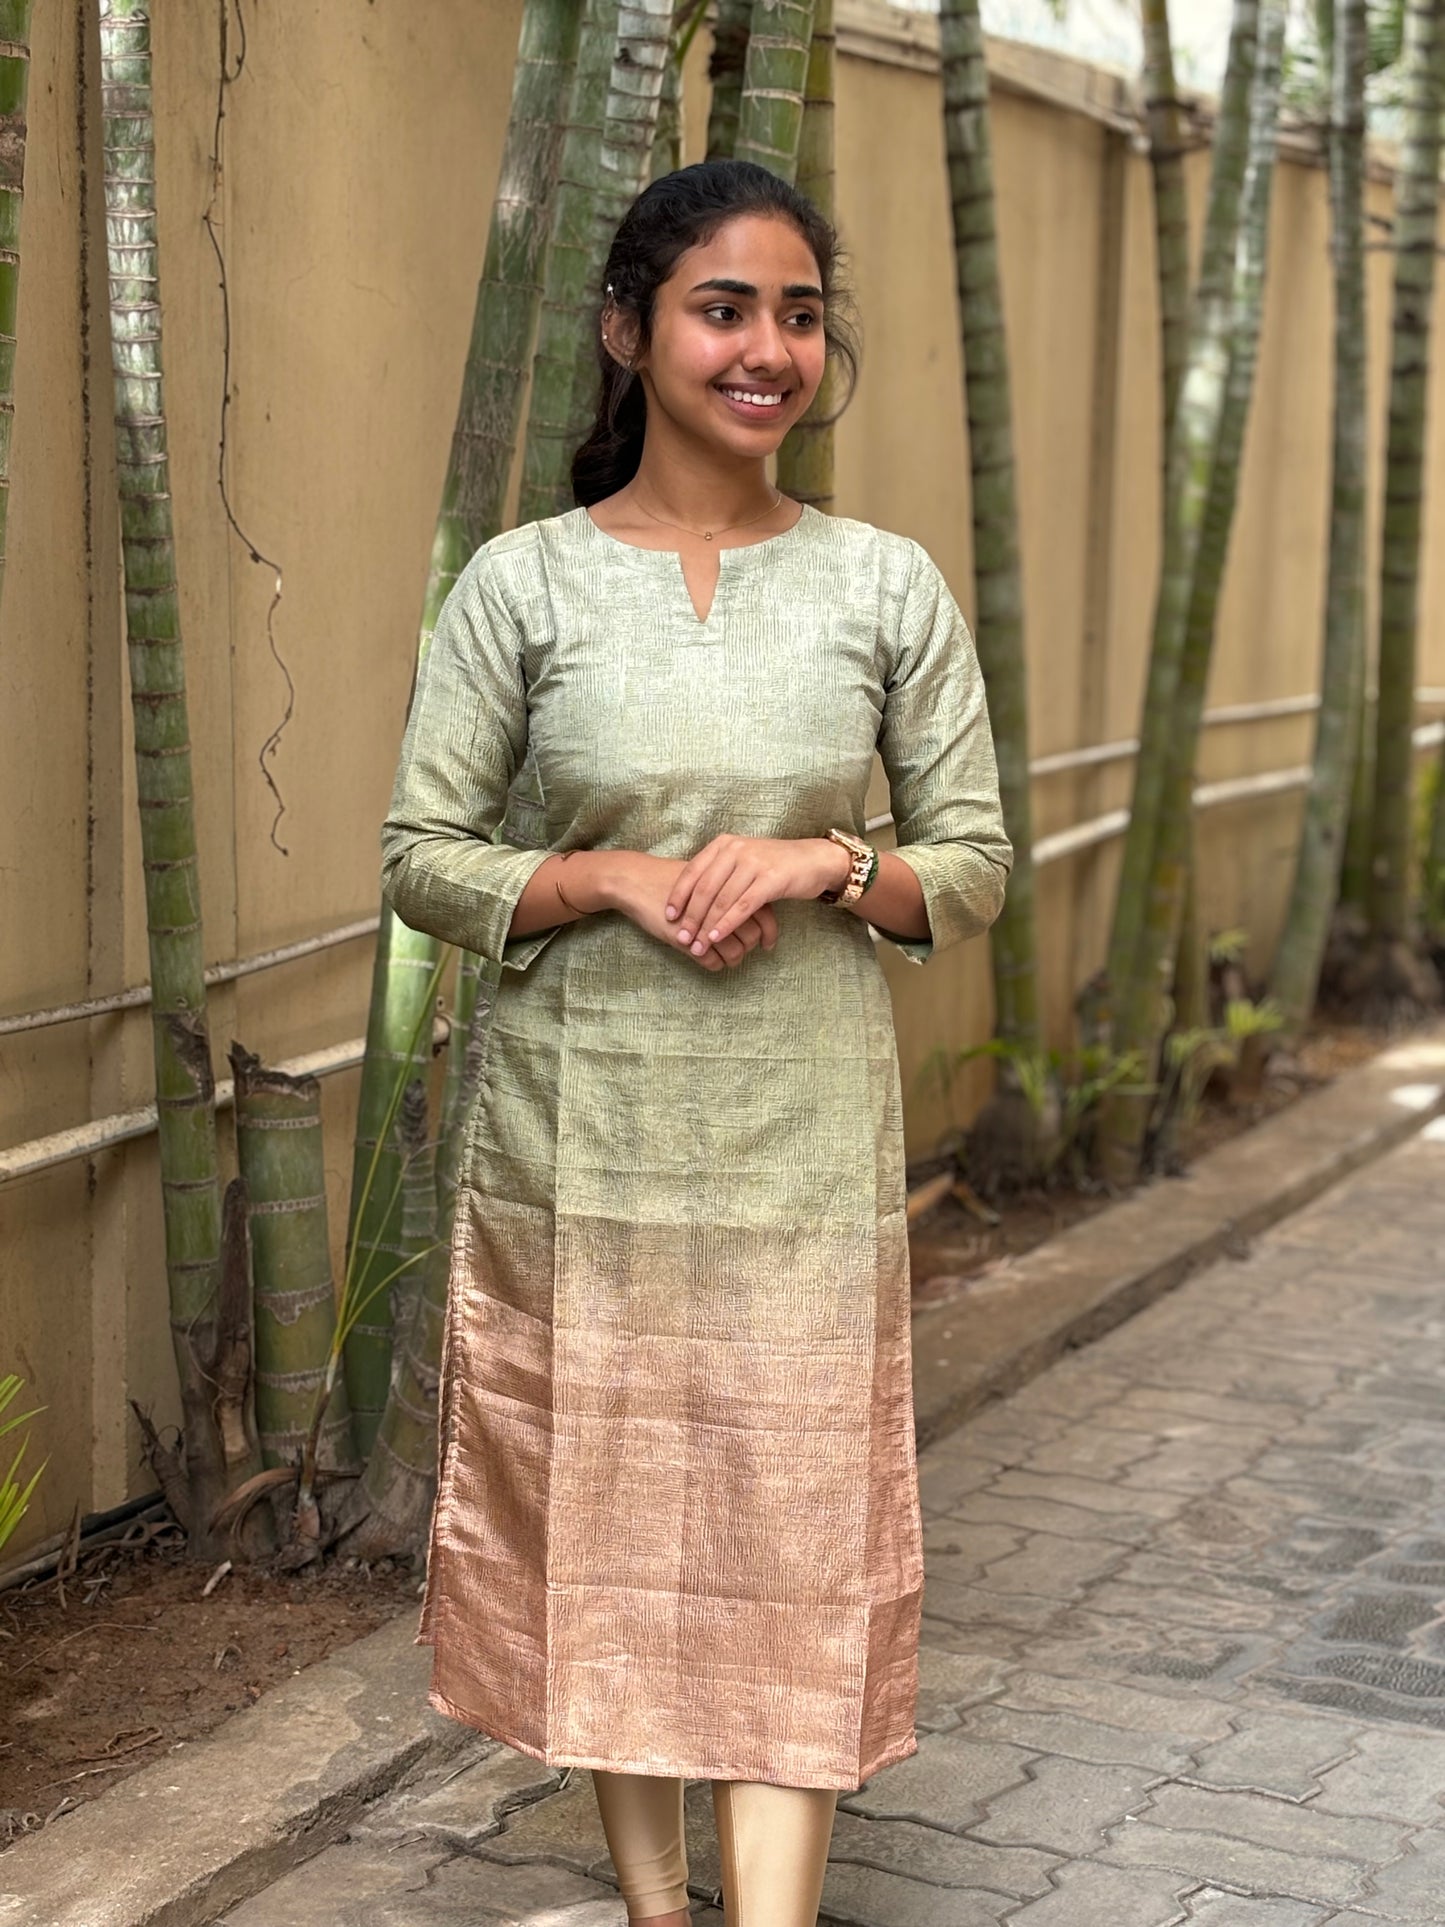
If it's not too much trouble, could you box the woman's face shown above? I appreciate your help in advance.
[615,213,829,460]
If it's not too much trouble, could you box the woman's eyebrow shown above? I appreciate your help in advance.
[687,276,824,300]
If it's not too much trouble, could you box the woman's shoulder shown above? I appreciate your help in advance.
[805,504,928,562]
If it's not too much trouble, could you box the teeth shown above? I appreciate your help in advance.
[720,388,784,406]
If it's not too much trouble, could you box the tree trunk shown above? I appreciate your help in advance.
[734,0,816,184]
[98,0,230,1559]
[1141,0,1191,451]
[1104,0,1261,1037]
[938,0,1040,1051]
[0,0,33,622]
[650,0,698,180]
[706,0,751,159]
[1366,0,1445,950]
[1099,0,1284,1184]
[517,0,623,524]
[343,914,444,1459]
[775,0,835,512]
[345,968,501,1558]
[1271,0,1368,1035]
[349,0,581,1459]
[231,1048,360,1476]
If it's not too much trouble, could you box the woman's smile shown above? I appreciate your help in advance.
[713,380,794,421]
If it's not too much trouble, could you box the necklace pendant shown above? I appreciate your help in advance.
[704,531,713,541]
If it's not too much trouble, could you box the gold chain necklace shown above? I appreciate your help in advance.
[630,486,785,543]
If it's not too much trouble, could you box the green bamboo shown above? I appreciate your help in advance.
[231,1048,360,1474]
[649,0,692,180]
[0,0,33,622]
[1104,0,1261,1032]
[938,0,1040,1050]
[1141,0,1191,452]
[517,0,623,524]
[1340,683,1375,906]
[775,0,836,513]
[98,0,230,1555]
[349,0,581,1456]
[1366,0,1445,948]
[1100,0,1284,1181]
[600,0,673,219]
[427,0,584,629]
[734,0,815,184]
[392,1077,437,1354]
[1425,747,1445,936]
[1272,0,1369,1032]
[349,979,496,1556]
[343,915,442,1459]
[706,0,751,159]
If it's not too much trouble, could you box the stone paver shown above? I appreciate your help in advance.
[216,1125,1445,1926]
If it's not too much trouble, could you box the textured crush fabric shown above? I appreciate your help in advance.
[380,502,1012,1790]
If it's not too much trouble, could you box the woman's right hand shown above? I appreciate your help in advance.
[606,852,779,970]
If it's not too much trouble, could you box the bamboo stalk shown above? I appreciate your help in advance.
[98,0,229,1555]
[1100,0,1285,1182]
[517,0,623,524]
[350,0,582,1457]
[1141,0,1190,454]
[0,0,33,621]
[342,917,443,1459]
[347,977,492,1558]
[1367,0,1445,947]
[1104,0,1261,1025]
[706,0,751,159]
[231,1047,360,1476]
[1272,0,1369,1030]
[775,0,836,513]
[734,0,815,184]
[938,0,1040,1049]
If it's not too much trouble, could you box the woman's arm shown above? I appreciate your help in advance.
[872,539,1013,964]
[381,550,564,973]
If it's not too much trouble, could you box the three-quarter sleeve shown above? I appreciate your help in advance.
[874,538,1014,965]
[380,546,561,974]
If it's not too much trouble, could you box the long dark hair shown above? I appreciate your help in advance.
[570,159,861,508]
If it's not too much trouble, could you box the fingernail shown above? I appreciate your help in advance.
[691,940,706,955]
[665,906,677,919]
[677,929,691,944]
[708,928,720,941]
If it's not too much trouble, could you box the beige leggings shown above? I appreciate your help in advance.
[590,1767,839,1924]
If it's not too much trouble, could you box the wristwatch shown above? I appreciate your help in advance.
[818,827,876,905]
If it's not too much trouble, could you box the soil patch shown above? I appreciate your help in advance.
[0,1516,418,1846]
[906,1016,1397,1312]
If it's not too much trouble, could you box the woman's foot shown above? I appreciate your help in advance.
[632,1912,690,1926]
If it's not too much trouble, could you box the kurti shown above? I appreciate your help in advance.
[380,502,1012,1791]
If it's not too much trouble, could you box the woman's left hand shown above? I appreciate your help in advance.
[664,835,848,959]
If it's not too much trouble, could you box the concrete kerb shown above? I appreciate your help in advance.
[0,1614,474,1927]
[909,1019,1445,1450]
[3,1021,1441,1927]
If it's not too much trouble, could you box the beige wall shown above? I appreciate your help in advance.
[3,1,1442,1555]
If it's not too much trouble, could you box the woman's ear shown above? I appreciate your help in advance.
[601,298,641,372]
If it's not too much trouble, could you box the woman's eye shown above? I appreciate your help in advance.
[702,305,820,327]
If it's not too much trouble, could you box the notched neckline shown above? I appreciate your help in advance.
[574,499,815,629]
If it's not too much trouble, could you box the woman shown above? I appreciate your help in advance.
[381,158,1012,1925]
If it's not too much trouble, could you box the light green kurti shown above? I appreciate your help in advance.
[380,502,1012,1790]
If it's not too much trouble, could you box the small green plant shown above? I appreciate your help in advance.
[0,1374,49,1555]
[916,1035,1151,1189]
[1149,993,1287,1168]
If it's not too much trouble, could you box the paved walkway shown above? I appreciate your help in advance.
[217,1118,1445,1926]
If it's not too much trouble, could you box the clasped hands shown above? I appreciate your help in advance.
[629,833,850,974]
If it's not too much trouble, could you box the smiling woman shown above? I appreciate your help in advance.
[379,158,1012,1926]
